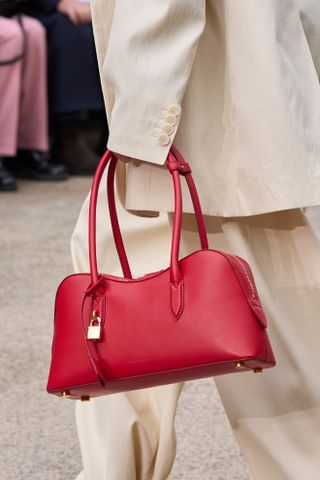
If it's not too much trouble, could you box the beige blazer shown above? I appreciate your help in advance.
[91,0,320,217]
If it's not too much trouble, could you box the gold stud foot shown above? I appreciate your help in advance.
[80,395,90,402]
[253,368,263,373]
[61,390,71,398]
[235,361,245,370]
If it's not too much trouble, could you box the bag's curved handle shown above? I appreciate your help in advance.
[106,156,133,279]
[88,146,209,318]
[106,146,209,279]
[170,144,208,251]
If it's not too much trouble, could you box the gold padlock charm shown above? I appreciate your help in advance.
[87,311,102,340]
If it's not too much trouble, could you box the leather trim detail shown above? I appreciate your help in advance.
[170,280,184,320]
[166,160,192,175]
[80,294,106,386]
[222,253,268,329]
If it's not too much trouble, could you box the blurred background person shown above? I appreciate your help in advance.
[23,0,108,175]
[0,6,68,192]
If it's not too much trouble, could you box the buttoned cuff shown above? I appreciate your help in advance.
[107,103,181,166]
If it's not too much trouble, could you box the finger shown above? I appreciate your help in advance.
[114,153,132,163]
[68,8,80,24]
[74,5,85,23]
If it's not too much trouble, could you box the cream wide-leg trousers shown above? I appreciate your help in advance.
[71,173,320,480]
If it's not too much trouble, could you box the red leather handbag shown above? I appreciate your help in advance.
[47,146,276,401]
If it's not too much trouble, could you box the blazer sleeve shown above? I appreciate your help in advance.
[104,0,206,165]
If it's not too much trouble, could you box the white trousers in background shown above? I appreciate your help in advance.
[71,181,320,480]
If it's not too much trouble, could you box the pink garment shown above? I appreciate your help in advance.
[0,15,48,156]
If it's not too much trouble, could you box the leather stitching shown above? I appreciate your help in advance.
[170,280,184,320]
[215,251,268,329]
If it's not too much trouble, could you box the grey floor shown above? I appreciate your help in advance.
[1,178,318,480]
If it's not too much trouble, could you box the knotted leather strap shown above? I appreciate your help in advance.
[170,144,209,251]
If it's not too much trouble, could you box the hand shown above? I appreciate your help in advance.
[74,2,91,23]
[58,0,91,24]
[113,152,132,163]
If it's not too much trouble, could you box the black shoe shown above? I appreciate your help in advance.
[4,150,69,181]
[0,159,17,191]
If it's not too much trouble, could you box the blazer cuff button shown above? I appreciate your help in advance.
[162,124,174,135]
[159,134,171,146]
[168,104,181,116]
[165,114,177,126]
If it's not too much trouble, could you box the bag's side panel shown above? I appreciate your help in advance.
[46,274,104,395]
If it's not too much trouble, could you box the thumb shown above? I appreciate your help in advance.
[113,152,132,163]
